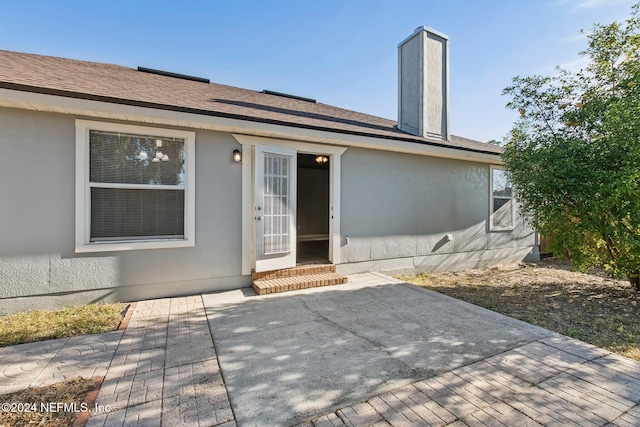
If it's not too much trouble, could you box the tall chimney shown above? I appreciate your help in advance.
[398,26,450,141]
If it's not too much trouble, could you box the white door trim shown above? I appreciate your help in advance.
[240,143,254,275]
[234,134,347,275]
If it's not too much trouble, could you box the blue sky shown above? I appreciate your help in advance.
[1,0,636,141]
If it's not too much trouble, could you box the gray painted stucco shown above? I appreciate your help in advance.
[0,108,249,313]
[0,108,536,313]
[338,147,536,275]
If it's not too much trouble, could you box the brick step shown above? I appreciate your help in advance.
[252,264,336,281]
[252,272,348,295]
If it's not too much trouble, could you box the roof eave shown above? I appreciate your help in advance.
[0,84,503,163]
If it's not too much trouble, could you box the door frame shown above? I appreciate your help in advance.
[233,134,347,275]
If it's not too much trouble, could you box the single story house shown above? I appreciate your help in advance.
[0,27,537,313]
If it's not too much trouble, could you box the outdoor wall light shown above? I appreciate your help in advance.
[233,149,242,162]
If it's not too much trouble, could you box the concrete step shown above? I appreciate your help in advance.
[252,264,336,281]
[252,272,348,295]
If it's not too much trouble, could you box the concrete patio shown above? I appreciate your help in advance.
[203,272,640,427]
[0,272,638,426]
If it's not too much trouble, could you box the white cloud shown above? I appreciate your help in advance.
[574,0,631,8]
[561,32,588,43]
[451,95,495,99]
[552,0,635,12]
[558,55,590,72]
[539,55,590,74]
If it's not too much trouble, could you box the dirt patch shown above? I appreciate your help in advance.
[0,377,102,427]
[398,258,640,361]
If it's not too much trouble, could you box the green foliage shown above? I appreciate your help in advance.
[486,138,506,146]
[502,5,640,286]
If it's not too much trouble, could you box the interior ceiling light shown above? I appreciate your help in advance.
[143,140,169,163]
[315,155,328,164]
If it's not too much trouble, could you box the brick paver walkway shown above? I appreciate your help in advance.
[86,296,234,427]
[299,335,640,427]
[0,331,122,394]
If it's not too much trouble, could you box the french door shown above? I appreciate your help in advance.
[254,145,297,272]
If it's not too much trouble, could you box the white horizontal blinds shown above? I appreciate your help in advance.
[89,131,185,186]
[492,168,513,228]
[90,188,184,240]
[89,130,186,241]
[263,152,291,255]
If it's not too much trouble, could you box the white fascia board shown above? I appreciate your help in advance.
[0,88,502,165]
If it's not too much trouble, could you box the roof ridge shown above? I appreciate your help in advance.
[0,49,129,70]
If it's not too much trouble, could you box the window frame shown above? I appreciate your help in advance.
[75,120,195,253]
[489,165,515,231]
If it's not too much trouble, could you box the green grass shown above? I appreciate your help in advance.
[0,303,127,347]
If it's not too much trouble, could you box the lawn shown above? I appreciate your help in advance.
[398,258,640,361]
[0,303,127,347]
[0,303,127,426]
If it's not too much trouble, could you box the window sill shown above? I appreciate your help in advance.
[489,226,515,232]
[75,239,194,253]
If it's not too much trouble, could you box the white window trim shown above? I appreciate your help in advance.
[75,120,196,253]
[489,165,516,231]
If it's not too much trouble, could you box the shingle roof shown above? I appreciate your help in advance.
[0,49,502,155]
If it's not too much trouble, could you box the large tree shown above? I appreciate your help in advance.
[502,5,640,288]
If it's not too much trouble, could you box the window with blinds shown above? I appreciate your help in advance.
[75,120,195,253]
[89,130,186,241]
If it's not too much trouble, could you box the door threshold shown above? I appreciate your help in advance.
[296,260,331,266]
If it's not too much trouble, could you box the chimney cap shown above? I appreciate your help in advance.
[398,26,450,47]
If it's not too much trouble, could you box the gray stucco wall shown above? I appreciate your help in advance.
[337,148,536,275]
[0,108,248,313]
[0,108,536,313]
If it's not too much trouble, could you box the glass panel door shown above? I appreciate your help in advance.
[263,152,291,255]
[255,145,297,272]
